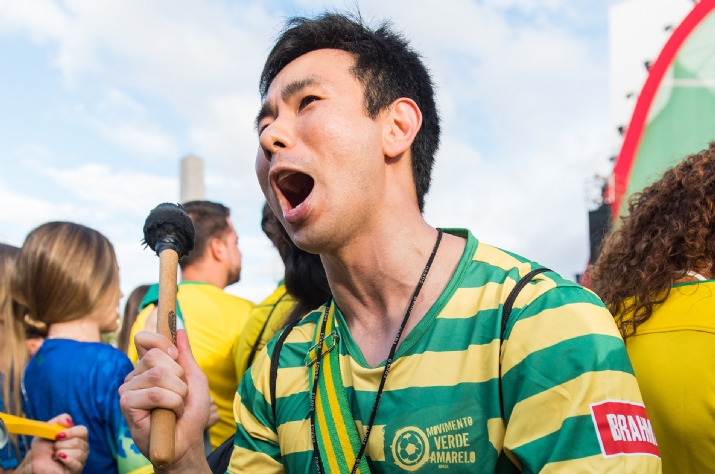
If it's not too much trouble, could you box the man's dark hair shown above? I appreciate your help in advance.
[261,202,330,325]
[261,12,440,211]
[180,201,231,269]
[261,202,290,264]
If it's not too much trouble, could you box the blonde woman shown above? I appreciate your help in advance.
[12,223,152,474]
[0,243,89,473]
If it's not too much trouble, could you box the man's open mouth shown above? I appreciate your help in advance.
[276,171,315,210]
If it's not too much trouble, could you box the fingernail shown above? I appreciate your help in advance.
[168,347,178,359]
[58,452,67,459]
[65,417,74,427]
[55,432,66,440]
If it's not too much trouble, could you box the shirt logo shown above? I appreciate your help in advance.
[590,400,660,458]
[391,427,430,471]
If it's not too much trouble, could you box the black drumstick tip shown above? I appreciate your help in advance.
[142,203,195,257]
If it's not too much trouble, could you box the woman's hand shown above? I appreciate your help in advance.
[21,414,89,473]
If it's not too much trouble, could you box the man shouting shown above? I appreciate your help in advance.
[120,12,661,474]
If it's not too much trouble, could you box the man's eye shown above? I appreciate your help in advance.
[299,96,319,110]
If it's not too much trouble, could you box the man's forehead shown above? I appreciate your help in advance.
[265,49,356,94]
[256,50,358,128]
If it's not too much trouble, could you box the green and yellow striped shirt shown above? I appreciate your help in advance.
[229,229,661,473]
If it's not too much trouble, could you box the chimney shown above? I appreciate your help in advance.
[180,155,205,203]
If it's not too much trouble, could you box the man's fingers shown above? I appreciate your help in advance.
[121,366,189,401]
[134,330,178,360]
[119,387,186,418]
[134,347,186,382]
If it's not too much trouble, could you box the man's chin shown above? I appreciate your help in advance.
[226,270,241,287]
[288,226,333,255]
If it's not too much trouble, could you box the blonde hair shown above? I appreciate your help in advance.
[12,222,119,333]
[0,244,25,420]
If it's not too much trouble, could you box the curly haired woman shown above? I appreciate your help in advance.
[592,142,715,474]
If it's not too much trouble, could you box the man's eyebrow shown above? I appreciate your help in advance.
[255,76,325,131]
[281,76,324,103]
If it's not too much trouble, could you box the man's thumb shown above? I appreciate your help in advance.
[176,329,199,374]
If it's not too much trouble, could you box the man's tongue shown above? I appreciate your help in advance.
[280,172,314,209]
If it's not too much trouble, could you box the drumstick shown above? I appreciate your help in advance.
[142,203,195,469]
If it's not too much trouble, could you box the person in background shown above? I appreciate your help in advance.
[592,143,715,474]
[0,242,89,473]
[234,202,330,378]
[117,285,150,355]
[12,223,152,474]
[126,200,252,450]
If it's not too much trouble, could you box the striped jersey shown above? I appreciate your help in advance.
[229,229,661,473]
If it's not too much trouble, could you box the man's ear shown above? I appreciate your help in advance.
[382,98,422,159]
[209,237,227,262]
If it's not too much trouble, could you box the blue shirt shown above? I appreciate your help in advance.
[23,339,151,474]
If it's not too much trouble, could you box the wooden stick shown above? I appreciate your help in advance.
[149,248,179,469]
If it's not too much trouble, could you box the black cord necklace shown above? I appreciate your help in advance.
[310,228,444,474]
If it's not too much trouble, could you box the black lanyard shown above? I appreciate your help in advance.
[310,229,443,474]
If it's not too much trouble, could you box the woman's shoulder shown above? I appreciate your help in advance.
[44,340,134,376]
[90,343,134,370]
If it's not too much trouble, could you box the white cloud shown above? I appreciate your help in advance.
[36,163,178,217]
[89,120,178,157]
[0,180,76,245]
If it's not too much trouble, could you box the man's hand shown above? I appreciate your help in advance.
[119,330,212,474]
[207,398,220,429]
[21,414,89,474]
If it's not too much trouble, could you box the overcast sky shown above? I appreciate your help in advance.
[0,0,621,303]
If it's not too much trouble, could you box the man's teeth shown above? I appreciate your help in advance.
[278,171,296,184]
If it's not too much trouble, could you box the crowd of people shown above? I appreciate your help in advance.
[1,10,713,474]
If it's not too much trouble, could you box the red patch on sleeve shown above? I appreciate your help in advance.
[590,400,660,458]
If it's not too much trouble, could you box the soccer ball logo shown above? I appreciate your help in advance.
[391,426,430,471]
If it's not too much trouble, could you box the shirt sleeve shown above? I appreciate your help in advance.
[99,352,153,474]
[500,284,662,473]
[228,344,285,474]
[231,300,255,385]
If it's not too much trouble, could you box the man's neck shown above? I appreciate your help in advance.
[321,217,466,367]
[181,264,226,289]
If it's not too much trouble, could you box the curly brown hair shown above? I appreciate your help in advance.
[591,142,715,338]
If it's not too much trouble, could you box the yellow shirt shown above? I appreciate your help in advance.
[235,283,296,380]
[624,281,715,474]
[127,282,253,449]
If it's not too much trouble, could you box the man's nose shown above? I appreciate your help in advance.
[259,119,293,160]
